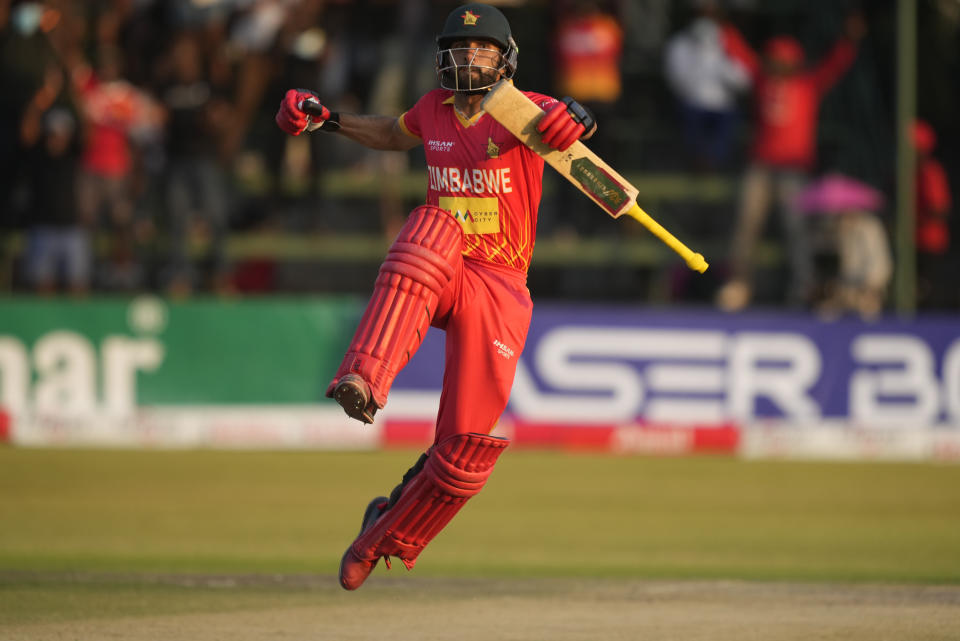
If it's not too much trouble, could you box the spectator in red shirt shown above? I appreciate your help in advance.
[552,0,623,107]
[75,46,159,290]
[549,0,623,239]
[913,119,953,308]
[715,13,866,311]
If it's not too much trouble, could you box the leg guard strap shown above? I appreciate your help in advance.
[350,433,509,569]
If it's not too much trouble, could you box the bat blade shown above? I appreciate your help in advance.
[481,81,638,219]
[481,80,708,273]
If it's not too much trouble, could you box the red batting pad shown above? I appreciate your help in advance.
[328,205,462,406]
[350,432,509,569]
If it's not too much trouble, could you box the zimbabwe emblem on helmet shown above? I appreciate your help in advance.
[461,10,480,26]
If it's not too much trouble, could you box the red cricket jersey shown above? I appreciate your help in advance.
[554,12,623,103]
[398,88,559,273]
[723,25,857,169]
[916,157,952,254]
[79,78,142,176]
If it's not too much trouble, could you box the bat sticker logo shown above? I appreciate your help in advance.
[569,157,628,214]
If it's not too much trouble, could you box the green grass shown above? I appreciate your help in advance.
[0,580,327,627]
[1,447,959,584]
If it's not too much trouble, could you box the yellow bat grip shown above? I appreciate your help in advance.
[625,203,708,273]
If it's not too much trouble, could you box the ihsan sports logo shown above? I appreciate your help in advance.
[493,339,515,360]
[428,139,455,152]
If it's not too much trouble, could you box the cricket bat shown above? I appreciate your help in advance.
[481,80,708,273]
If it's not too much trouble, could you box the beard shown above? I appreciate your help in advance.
[454,66,499,91]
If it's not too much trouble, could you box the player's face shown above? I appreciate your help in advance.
[439,38,504,91]
[449,39,502,67]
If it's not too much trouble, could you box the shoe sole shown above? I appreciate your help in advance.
[333,376,377,424]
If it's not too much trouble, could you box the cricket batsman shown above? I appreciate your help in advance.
[275,2,597,590]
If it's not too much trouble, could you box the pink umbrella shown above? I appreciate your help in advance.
[794,173,885,215]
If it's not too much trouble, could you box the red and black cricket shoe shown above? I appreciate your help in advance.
[339,496,389,590]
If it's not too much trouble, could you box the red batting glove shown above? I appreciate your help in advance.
[275,88,330,136]
[536,101,585,151]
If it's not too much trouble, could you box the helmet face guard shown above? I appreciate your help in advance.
[436,37,518,93]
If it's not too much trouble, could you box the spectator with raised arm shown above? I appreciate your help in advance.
[715,12,867,311]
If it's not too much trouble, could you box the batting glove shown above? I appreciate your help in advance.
[536,97,597,151]
[276,88,333,136]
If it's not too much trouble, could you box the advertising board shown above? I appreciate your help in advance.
[2,299,958,460]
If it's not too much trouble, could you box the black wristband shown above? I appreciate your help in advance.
[561,97,596,134]
[320,112,341,132]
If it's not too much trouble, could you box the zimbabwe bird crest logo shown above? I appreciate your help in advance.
[486,137,500,159]
[461,10,480,26]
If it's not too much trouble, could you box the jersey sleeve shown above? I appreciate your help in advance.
[397,90,440,139]
[811,38,857,94]
[721,23,762,82]
[397,110,420,139]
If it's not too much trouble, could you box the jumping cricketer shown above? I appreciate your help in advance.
[275,2,597,590]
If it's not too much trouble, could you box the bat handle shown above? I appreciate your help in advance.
[625,203,709,273]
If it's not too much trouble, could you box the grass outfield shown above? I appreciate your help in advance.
[2,447,959,581]
[1,447,959,630]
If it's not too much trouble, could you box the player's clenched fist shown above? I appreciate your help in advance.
[536,97,597,151]
[275,88,331,136]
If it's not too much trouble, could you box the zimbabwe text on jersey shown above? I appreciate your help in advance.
[427,165,513,194]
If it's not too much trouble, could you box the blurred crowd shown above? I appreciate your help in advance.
[0,0,955,313]
[2,0,339,296]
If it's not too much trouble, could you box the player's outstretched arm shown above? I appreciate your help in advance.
[334,113,421,151]
[275,89,419,152]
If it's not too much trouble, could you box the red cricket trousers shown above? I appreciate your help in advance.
[333,253,532,444]
[429,258,532,443]
[330,204,532,442]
